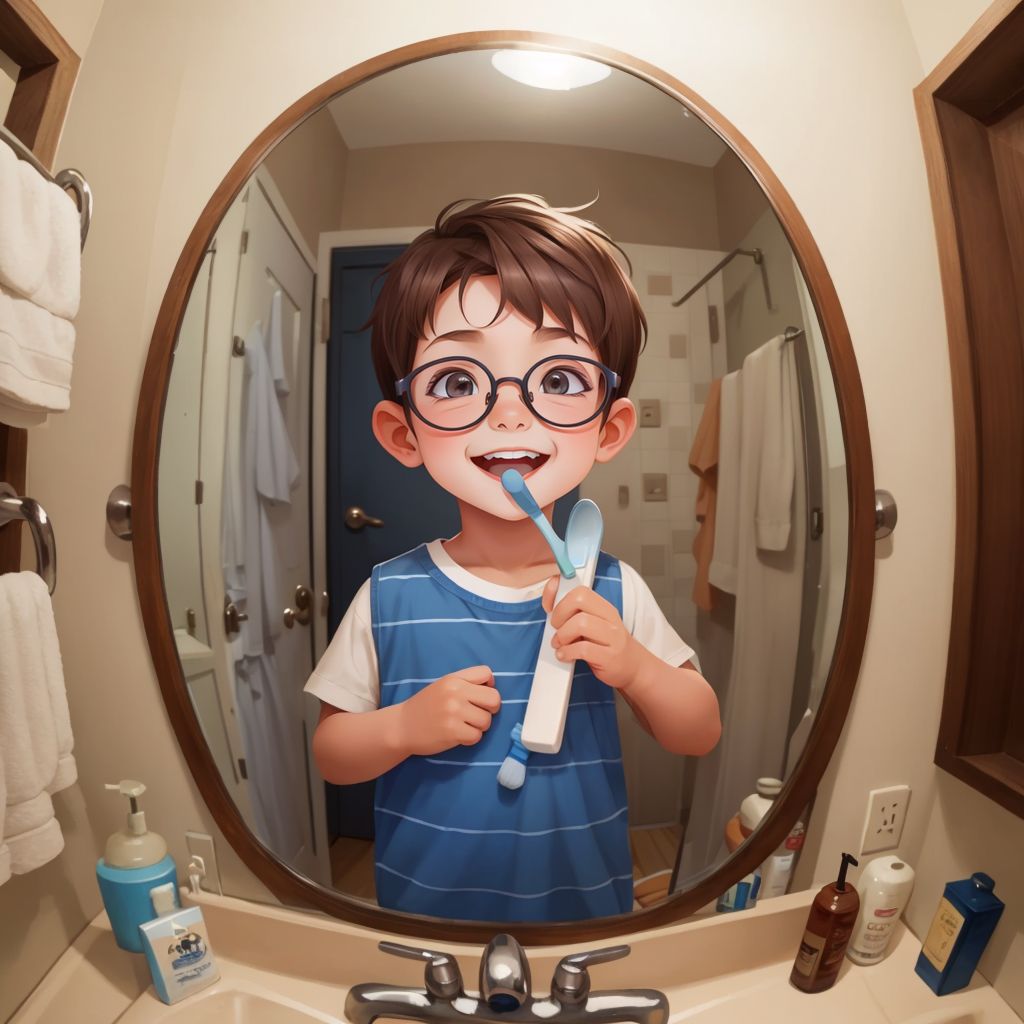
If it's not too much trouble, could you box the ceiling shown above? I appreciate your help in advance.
[327,49,728,167]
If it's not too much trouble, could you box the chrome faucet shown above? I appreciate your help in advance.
[344,934,669,1024]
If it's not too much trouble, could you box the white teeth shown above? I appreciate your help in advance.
[481,450,542,460]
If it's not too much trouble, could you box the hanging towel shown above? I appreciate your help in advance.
[689,378,722,611]
[709,370,741,595]
[0,571,76,880]
[755,336,796,551]
[0,283,76,425]
[0,141,81,320]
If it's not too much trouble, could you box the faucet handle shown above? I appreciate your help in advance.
[379,941,464,1000]
[552,944,631,1005]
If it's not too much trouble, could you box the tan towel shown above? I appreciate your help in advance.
[0,571,76,880]
[689,378,722,611]
[709,370,741,595]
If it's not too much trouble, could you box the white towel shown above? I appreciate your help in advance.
[0,283,76,424]
[0,141,80,320]
[0,571,76,880]
[754,336,796,552]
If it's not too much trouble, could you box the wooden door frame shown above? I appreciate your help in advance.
[915,0,1024,819]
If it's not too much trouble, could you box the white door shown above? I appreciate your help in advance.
[223,178,324,880]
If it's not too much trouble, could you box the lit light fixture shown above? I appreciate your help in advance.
[491,51,611,91]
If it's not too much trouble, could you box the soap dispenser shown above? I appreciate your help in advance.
[96,780,179,953]
[790,852,859,993]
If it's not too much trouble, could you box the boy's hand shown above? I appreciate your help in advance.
[542,577,646,691]
[399,665,500,756]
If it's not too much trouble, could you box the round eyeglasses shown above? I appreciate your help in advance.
[395,354,620,432]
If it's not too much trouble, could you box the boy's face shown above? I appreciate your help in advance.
[373,276,636,520]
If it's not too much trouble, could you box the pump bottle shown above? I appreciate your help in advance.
[790,852,859,993]
[95,780,178,953]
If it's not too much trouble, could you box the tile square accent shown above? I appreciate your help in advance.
[669,426,690,453]
[669,334,688,359]
[643,472,668,501]
[672,529,694,554]
[647,273,673,296]
[641,544,667,576]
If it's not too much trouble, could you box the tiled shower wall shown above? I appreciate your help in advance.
[581,242,729,650]
[580,242,730,827]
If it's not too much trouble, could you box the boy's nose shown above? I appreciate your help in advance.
[487,380,531,431]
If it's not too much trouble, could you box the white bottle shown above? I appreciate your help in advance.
[847,856,915,965]
[738,778,805,899]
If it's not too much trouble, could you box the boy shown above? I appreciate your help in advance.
[306,195,720,922]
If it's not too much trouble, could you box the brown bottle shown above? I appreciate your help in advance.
[790,852,860,993]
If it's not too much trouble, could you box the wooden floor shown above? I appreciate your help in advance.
[330,824,683,908]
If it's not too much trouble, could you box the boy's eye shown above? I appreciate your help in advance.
[539,366,590,396]
[426,369,478,399]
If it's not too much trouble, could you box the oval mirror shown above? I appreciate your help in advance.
[133,33,873,942]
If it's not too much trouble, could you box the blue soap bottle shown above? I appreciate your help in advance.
[915,872,1005,995]
[96,780,179,953]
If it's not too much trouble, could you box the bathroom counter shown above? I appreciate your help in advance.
[11,889,1020,1023]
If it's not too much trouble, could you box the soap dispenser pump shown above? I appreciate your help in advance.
[790,852,860,993]
[96,780,179,953]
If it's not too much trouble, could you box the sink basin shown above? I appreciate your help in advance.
[114,978,342,1023]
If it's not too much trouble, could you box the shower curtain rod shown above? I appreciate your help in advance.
[672,247,774,312]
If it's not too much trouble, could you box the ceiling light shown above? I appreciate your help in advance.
[491,51,611,91]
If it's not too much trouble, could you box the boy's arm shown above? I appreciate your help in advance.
[615,656,720,756]
[313,703,412,784]
[543,579,720,757]
[311,665,500,785]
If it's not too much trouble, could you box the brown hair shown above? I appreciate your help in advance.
[367,194,647,400]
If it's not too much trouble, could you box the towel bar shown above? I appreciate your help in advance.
[0,124,93,250]
[0,482,57,594]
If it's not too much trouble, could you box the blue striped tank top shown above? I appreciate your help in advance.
[370,543,632,922]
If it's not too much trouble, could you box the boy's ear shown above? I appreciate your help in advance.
[372,400,423,467]
[595,397,637,463]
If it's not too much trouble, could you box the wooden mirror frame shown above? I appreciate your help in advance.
[132,31,875,943]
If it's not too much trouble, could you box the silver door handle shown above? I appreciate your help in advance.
[344,506,384,530]
[224,598,248,636]
[283,585,313,629]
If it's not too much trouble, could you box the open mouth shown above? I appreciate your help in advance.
[470,450,551,478]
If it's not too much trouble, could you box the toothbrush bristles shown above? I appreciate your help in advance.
[497,756,526,790]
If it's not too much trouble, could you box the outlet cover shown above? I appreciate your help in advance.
[185,831,223,894]
[860,785,910,856]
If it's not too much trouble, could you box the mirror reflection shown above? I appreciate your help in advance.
[158,47,848,923]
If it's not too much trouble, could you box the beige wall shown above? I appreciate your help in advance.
[341,140,720,249]
[1,4,111,1021]
[4,0,1020,1018]
[885,1,1024,1017]
[264,106,349,255]
[713,147,770,253]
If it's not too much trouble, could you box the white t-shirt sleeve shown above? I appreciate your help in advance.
[620,561,697,669]
[303,578,380,712]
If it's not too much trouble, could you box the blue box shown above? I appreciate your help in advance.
[915,872,1004,996]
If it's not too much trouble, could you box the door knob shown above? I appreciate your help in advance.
[344,506,384,530]
[224,598,248,637]
[283,585,313,629]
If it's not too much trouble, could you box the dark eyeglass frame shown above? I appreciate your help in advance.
[394,354,621,431]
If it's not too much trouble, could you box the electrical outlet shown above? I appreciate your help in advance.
[860,785,910,856]
[185,831,223,894]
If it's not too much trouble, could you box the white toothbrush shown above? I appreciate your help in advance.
[520,498,603,754]
[495,472,604,788]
